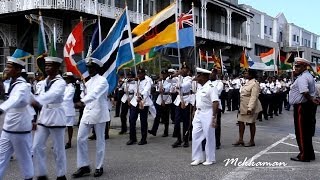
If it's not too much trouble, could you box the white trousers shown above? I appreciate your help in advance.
[192,109,216,162]
[0,131,33,179]
[77,122,106,169]
[33,126,67,177]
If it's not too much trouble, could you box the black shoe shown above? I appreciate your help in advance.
[114,115,119,118]
[138,140,147,145]
[269,116,273,118]
[37,176,48,180]
[88,134,96,140]
[172,141,182,148]
[290,157,310,162]
[148,130,156,136]
[126,140,137,145]
[119,131,127,135]
[279,112,282,114]
[162,133,168,137]
[275,113,278,116]
[65,143,71,149]
[183,142,189,148]
[258,119,262,121]
[72,166,91,178]
[264,117,268,120]
[216,146,221,150]
[56,175,67,180]
[105,135,109,140]
[93,167,104,177]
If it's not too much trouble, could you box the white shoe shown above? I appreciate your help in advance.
[190,160,204,166]
[202,161,215,166]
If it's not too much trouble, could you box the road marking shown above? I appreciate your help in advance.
[221,134,293,180]
[265,151,320,154]
[281,142,298,147]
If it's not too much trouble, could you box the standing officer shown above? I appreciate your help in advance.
[289,57,319,162]
[127,68,152,145]
[72,57,109,178]
[172,63,193,148]
[0,56,34,180]
[191,67,219,166]
[148,70,172,137]
[32,56,67,180]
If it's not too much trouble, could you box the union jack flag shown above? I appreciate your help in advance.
[178,9,193,29]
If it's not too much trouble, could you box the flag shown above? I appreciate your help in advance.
[12,23,35,60]
[120,47,158,69]
[260,48,275,66]
[91,8,134,94]
[49,24,57,57]
[279,51,292,70]
[132,3,177,53]
[160,8,194,49]
[317,65,320,74]
[240,49,249,69]
[76,20,101,79]
[36,15,47,74]
[64,21,83,77]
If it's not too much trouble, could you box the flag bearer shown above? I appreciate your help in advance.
[191,67,219,166]
[72,57,109,178]
[32,56,67,180]
[0,56,34,180]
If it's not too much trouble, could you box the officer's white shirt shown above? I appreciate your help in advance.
[145,75,153,85]
[0,77,33,132]
[35,75,66,126]
[227,80,234,90]
[130,78,153,107]
[3,79,10,94]
[156,78,172,105]
[232,78,241,89]
[121,79,136,103]
[173,75,192,106]
[62,83,76,117]
[211,80,224,96]
[81,74,110,124]
[195,81,219,108]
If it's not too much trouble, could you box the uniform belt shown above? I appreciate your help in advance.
[197,107,212,111]
[128,93,134,95]
[3,129,31,134]
[182,93,190,96]
[162,92,170,95]
[45,103,62,109]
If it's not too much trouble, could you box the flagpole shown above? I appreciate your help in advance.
[206,51,208,69]
[175,1,182,70]
[220,49,223,74]
[80,16,84,60]
[278,47,281,75]
[125,6,137,75]
[296,46,300,58]
[98,16,102,44]
[199,48,201,68]
[192,2,197,70]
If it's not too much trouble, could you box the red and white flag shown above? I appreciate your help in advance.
[63,21,83,76]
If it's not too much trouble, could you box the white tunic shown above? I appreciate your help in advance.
[173,75,192,106]
[62,83,76,117]
[121,79,136,103]
[35,75,66,127]
[81,74,109,124]
[130,78,153,107]
[156,78,172,105]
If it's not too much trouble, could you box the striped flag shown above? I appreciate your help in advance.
[132,2,177,53]
[279,51,292,70]
[36,15,47,74]
[260,48,275,66]
[120,47,158,69]
[63,21,83,77]
[91,7,134,94]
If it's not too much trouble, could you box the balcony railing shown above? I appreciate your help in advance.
[0,0,149,24]
[196,28,251,48]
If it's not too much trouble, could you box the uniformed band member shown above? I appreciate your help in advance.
[148,70,172,137]
[0,56,34,179]
[191,67,219,166]
[172,64,193,148]
[32,56,67,180]
[127,68,152,145]
[63,72,76,149]
[73,57,109,178]
[119,71,135,134]
[289,57,319,162]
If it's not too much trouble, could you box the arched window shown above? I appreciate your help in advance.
[0,39,5,72]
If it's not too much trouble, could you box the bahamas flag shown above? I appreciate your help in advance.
[36,15,48,74]
[91,7,134,94]
[12,23,35,60]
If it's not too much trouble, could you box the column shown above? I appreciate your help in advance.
[227,9,232,43]
[273,19,277,43]
[201,0,204,36]
[141,0,144,21]
[288,24,292,46]
[136,0,139,23]
[179,0,182,15]
[204,0,207,38]
[246,17,251,48]
[311,34,313,48]
[299,29,302,46]
[260,14,264,39]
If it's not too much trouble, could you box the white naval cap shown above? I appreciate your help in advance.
[196,67,211,74]
[63,72,73,77]
[294,57,310,65]
[7,56,26,66]
[21,69,26,73]
[45,56,63,64]
[168,68,176,73]
[85,57,103,67]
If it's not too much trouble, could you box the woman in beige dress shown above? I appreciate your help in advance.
[233,69,262,147]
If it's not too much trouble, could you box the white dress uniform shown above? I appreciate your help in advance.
[192,69,219,165]
[63,83,76,126]
[156,78,172,105]
[77,73,109,170]
[173,75,193,106]
[32,57,67,178]
[0,76,34,179]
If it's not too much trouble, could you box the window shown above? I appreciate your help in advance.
[221,16,226,35]
[168,48,178,57]
[254,44,271,56]
[148,0,155,15]
[297,36,299,42]
[279,32,283,42]
[264,26,267,34]
[308,40,311,47]
[26,57,34,73]
[0,40,5,73]
[293,35,296,41]
[304,39,307,46]
[314,42,317,49]
[269,27,272,35]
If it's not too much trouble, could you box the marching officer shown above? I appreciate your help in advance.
[148,69,172,137]
[191,67,219,166]
[0,56,34,179]
[72,57,109,178]
[172,63,193,148]
[127,68,152,145]
[32,56,67,180]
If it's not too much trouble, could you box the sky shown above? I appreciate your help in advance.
[238,0,320,35]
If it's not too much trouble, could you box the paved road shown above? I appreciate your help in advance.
[3,107,320,180]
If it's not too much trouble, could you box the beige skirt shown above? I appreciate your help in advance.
[238,113,259,123]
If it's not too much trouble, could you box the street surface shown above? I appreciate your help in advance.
[3,108,320,180]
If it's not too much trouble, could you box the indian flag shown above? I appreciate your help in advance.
[260,48,275,66]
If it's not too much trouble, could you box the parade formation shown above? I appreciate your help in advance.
[0,1,319,180]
